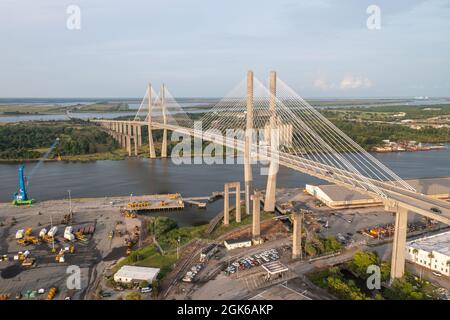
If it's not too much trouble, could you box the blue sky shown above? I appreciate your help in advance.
[1,0,449,98]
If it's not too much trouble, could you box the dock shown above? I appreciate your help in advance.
[123,193,184,212]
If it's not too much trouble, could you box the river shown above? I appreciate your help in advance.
[0,147,449,226]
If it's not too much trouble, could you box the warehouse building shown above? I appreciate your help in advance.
[114,265,160,284]
[405,231,450,276]
[224,237,252,250]
[306,177,450,209]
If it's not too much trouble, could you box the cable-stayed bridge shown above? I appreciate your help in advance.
[93,71,450,282]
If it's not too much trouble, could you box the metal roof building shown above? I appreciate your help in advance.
[405,231,450,276]
[114,265,160,284]
[306,177,450,209]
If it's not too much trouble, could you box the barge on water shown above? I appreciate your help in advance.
[122,193,185,212]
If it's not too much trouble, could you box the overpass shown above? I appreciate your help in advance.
[92,71,450,282]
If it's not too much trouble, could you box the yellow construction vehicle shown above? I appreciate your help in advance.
[61,213,72,225]
[24,227,32,236]
[47,287,57,300]
[16,236,40,246]
[74,231,85,241]
[0,294,10,300]
[123,210,137,219]
[16,252,26,262]
[22,257,35,267]
[42,234,55,244]
[16,239,28,246]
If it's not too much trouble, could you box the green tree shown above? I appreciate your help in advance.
[349,251,379,279]
[124,292,141,300]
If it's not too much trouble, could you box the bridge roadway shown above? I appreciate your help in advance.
[94,119,450,225]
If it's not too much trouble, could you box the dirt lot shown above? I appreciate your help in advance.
[0,196,141,300]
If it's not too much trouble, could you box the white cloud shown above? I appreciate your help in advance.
[314,75,373,91]
[313,78,331,90]
[340,75,372,89]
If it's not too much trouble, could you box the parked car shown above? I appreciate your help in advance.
[141,287,152,293]
[430,207,442,214]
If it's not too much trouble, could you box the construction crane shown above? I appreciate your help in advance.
[12,165,34,206]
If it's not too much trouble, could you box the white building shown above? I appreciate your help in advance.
[405,231,450,277]
[224,237,252,250]
[305,177,450,209]
[114,265,160,284]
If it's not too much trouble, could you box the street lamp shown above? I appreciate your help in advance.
[176,236,181,259]
[68,189,72,219]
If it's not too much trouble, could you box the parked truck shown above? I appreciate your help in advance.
[48,226,58,237]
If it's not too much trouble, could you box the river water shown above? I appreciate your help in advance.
[0,147,448,226]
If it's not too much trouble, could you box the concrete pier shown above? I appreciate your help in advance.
[251,191,262,244]
[223,182,241,225]
[133,125,138,156]
[390,206,408,282]
[292,211,302,260]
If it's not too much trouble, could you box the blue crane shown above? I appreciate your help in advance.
[12,165,34,206]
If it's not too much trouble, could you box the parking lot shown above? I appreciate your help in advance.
[224,248,280,275]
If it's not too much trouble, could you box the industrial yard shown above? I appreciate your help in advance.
[0,195,144,300]
[1,182,449,301]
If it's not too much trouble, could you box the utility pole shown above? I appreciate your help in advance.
[68,189,72,220]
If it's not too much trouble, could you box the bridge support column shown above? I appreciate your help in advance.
[235,183,241,223]
[223,182,241,225]
[133,125,138,156]
[148,126,156,158]
[161,129,168,158]
[119,123,125,148]
[252,191,262,245]
[292,211,302,260]
[244,70,254,215]
[223,184,229,226]
[137,125,142,147]
[126,135,132,156]
[264,71,278,212]
[390,206,408,283]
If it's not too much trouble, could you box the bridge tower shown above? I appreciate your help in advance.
[264,71,278,212]
[161,83,168,158]
[147,83,156,158]
[244,71,254,215]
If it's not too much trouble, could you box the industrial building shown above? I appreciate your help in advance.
[224,237,252,250]
[114,265,160,284]
[405,231,450,276]
[306,177,450,209]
